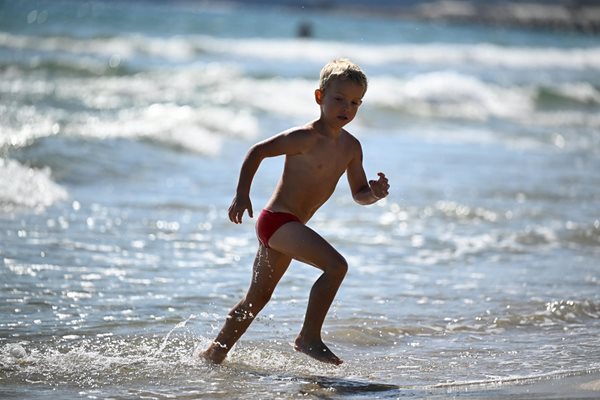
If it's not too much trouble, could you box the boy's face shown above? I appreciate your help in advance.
[315,78,365,129]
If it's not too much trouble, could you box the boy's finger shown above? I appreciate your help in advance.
[248,207,254,218]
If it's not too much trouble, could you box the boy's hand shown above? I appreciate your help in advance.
[228,195,253,224]
[369,172,389,200]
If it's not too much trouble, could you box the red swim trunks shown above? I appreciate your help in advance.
[256,209,301,248]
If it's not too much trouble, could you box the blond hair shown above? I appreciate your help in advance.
[319,58,367,94]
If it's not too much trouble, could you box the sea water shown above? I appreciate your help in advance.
[1,1,599,398]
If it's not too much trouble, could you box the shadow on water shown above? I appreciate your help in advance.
[303,375,402,395]
[247,372,413,398]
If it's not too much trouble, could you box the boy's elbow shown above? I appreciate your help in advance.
[353,188,375,205]
[248,144,260,157]
[247,144,266,163]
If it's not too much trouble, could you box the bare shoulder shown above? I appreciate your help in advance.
[290,122,325,139]
[279,124,319,150]
[280,125,317,141]
[259,124,318,157]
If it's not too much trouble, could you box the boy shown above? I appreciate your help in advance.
[202,59,389,366]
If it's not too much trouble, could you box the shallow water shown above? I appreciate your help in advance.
[1,0,600,398]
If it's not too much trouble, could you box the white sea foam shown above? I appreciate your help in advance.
[230,77,316,120]
[0,32,196,61]
[201,36,600,71]
[405,226,563,266]
[0,158,68,212]
[3,31,600,71]
[62,103,261,155]
[0,105,61,149]
[368,71,533,122]
[0,66,259,155]
[3,30,597,156]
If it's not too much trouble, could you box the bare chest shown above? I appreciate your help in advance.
[293,143,350,179]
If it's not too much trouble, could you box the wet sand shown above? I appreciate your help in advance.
[435,371,600,399]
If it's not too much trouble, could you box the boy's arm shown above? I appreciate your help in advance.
[346,141,389,205]
[229,129,312,224]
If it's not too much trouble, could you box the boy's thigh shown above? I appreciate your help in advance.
[248,246,292,295]
[252,245,292,278]
[268,222,344,269]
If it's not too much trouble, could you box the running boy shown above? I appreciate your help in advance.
[202,59,389,366]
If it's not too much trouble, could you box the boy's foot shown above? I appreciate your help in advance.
[200,344,228,364]
[293,336,343,365]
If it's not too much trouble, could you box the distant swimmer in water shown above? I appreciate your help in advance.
[297,21,313,38]
[201,59,390,366]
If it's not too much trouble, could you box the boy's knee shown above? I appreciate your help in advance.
[329,256,348,279]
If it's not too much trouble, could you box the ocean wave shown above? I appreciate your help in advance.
[215,72,598,136]
[368,71,531,122]
[74,102,261,154]
[3,32,598,157]
[2,101,258,158]
[227,72,600,146]
[562,220,600,247]
[3,31,600,71]
[329,300,600,347]
[0,57,133,78]
[484,299,600,331]
[367,72,600,131]
[0,32,198,63]
[536,82,600,108]
[205,37,600,71]
[0,158,67,212]
[76,104,223,155]
[0,104,61,150]
[405,223,597,266]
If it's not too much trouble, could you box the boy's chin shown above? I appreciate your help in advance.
[335,117,352,126]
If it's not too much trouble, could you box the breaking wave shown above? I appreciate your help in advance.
[0,158,67,212]
[3,31,600,71]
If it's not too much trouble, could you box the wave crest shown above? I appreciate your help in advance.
[3,31,600,71]
[0,158,67,213]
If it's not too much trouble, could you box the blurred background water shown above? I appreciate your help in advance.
[1,1,599,398]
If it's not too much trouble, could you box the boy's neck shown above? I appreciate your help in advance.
[314,118,343,138]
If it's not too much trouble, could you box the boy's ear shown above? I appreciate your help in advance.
[314,89,323,104]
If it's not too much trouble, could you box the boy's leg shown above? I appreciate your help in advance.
[202,246,292,364]
[268,222,348,365]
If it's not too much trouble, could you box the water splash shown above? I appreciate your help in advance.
[155,314,196,356]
